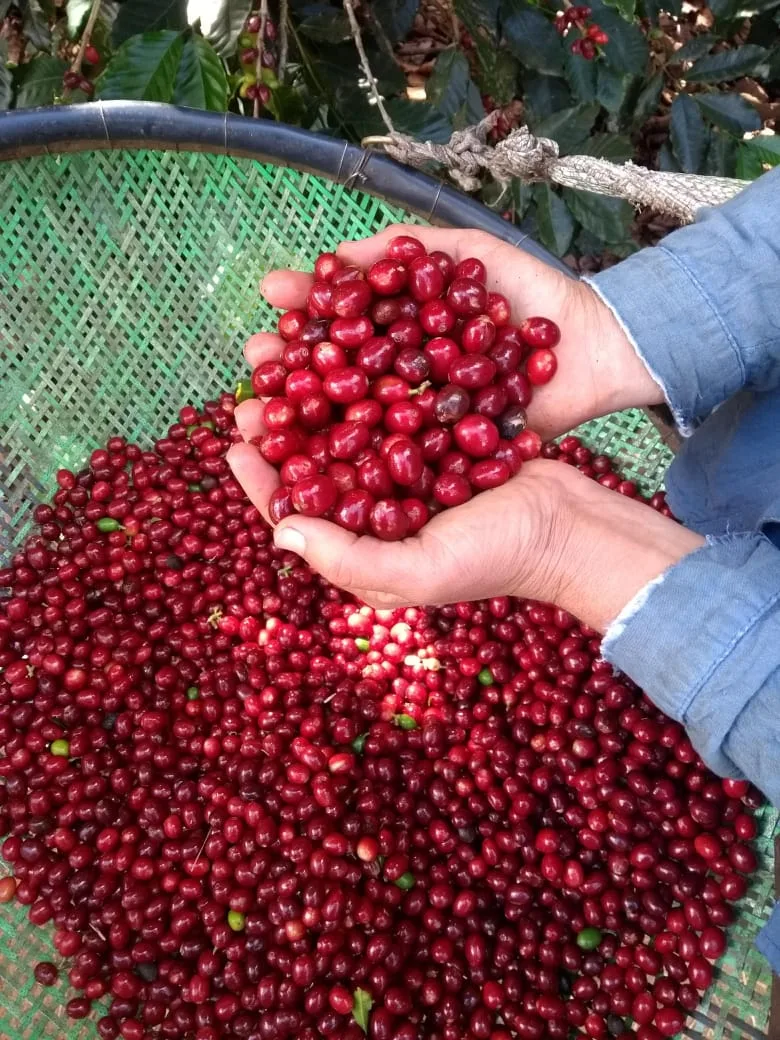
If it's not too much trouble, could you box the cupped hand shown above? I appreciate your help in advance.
[228,223,681,620]
[242,224,663,441]
[228,431,586,609]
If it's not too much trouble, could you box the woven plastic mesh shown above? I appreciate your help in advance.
[0,148,776,1040]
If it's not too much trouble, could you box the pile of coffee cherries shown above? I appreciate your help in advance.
[251,235,559,541]
[0,382,762,1040]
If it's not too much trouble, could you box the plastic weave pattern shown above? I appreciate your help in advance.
[0,148,776,1040]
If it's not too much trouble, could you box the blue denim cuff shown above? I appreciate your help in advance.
[603,533,780,793]
[756,903,780,975]
[585,246,744,435]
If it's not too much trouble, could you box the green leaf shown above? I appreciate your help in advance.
[463,79,486,124]
[562,188,633,243]
[13,56,67,107]
[297,4,350,43]
[455,0,500,37]
[173,34,227,110]
[385,98,452,142]
[735,142,765,178]
[658,140,681,171]
[589,0,648,73]
[427,47,470,119]
[373,0,420,44]
[352,987,373,1033]
[21,0,51,51]
[670,93,708,172]
[479,48,519,104]
[741,132,780,166]
[687,44,770,82]
[532,102,600,153]
[523,73,571,124]
[0,41,11,110]
[704,128,738,175]
[512,179,533,217]
[672,33,716,62]
[629,71,662,128]
[501,1,564,75]
[693,91,761,134]
[596,64,631,111]
[563,43,598,100]
[98,29,185,101]
[603,0,636,21]
[113,0,188,46]
[205,0,253,59]
[534,185,575,257]
[579,132,633,161]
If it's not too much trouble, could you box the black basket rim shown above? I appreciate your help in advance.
[0,100,571,275]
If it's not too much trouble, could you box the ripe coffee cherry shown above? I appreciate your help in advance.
[454,415,499,457]
[252,360,287,395]
[332,280,373,318]
[334,488,373,532]
[449,355,496,389]
[249,238,558,534]
[455,257,487,282]
[387,234,426,262]
[314,252,342,281]
[386,439,424,486]
[527,348,558,386]
[521,315,561,348]
[269,485,294,523]
[323,368,369,404]
[448,277,488,316]
[408,256,446,302]
[461,315,496,354]
[368,258,408,295]
[370,498,410,540]
[420,299,457,335]
[291,475,338,516]
[425,337,461,381]
[433,472,472,506]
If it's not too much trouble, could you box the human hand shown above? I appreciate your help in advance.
[228,223,693,625]
[241,224,664,441]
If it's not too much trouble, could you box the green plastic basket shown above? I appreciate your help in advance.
[0,102,776,1040]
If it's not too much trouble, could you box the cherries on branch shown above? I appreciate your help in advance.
[250,235,561,541]
[556,6,609,59]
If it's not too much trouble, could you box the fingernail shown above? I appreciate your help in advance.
[274,527,306,556]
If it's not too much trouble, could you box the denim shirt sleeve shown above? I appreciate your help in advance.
[585,167,780,435]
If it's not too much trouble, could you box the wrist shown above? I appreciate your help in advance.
[548,480,705,634]
[578,280,666,415]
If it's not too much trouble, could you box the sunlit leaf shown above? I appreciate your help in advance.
[174,34,228,109]
[98,29,185,101]
[206,0,253,59]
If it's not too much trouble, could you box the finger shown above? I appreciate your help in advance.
[244,332,284,368]
[337,225,471,270]
[260,270,314,310]
[234,398,267,442]
[226,442,279,524]
[273,518,437,604]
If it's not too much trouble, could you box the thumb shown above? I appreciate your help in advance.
[273,518,436,606]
